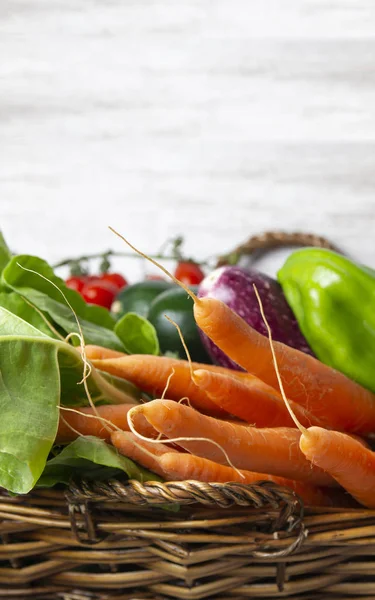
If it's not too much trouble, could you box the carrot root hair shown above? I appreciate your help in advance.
[253,284,307,435]
[126,404,245,479]
[108,226,201,304]
[58,406,122,433]
[164,314,200,389]
[161,367,175,400]
[16,263,112,431]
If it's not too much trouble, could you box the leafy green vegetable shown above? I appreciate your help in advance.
[37,436,158,488]
[0,292,58,338]
[0,306,48,339]
[0,243,166,495]
[0,231,11,275]
[115,312,160,355]
[0,335,60,493]
[0,308,142,493]
[2,255,125,350]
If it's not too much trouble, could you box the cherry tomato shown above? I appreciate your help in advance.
[174,261,205,285]
[65,276,87,293]
[100,272,128,290]
[81,280,117,309]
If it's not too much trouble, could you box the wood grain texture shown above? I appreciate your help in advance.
[1,0,374,278]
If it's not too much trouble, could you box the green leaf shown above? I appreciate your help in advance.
[115,312,160,355]
[0,309,142,493]
[0,231,11,275]
[2,256,124,351]
[0,292,58,338]
[0,337,60,494]
[37,436,159,488]
[2,254,116,329]
[57,348,141,407]
[19,288,125,351]
[0,306,49,339]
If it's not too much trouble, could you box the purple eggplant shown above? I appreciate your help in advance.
[197,266,314,370]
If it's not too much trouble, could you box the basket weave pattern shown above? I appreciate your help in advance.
[2,480,375,599]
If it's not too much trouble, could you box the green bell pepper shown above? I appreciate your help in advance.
[277,247,375,393]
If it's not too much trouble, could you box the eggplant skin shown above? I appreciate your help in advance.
[197,266,314,370]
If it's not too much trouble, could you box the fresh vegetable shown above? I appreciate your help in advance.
[193,368,322,428]
[90,354,228,416]
[278,248,375,393]
[83,345,126,360]
[0,307,139,494]
[100,272,128,290]
[81,279,118,309]
[65,275,87,293]
[0,231,11,273]
[147,286,211,362]
[88,352,281,416]
[57,403,143,443]
[132,399,335,486]
[197,266,313,369]
[112,431,351,508]
[175,261,205,285]
[66,272,127,302]
[1,253,160,354]
[114,313,159,355]
[300,427,375,509]
[37,435,158,488]
[111,431,177,479]
[1,254,124,350]
[4,226,375,509]
[192,292,375,435]
[157,453,355,508]
[111,280,174,319]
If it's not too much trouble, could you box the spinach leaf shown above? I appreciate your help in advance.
[115,312,160,355]
[0,232,11,275]
[2,255,125,350]
[0,309,142,493]
[19,287,125,351]
[0,292,58,338]
[0,336,60,494]
[2,254,116,328]
[0,306,49,339]
[37,436,158,488]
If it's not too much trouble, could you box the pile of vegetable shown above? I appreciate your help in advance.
[1,229,375,511]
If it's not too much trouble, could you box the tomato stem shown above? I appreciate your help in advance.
[53,249,209,270]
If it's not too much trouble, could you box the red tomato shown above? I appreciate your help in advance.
[100,272,128,290]
[65,276,86,293]
[81,280,117,309]
[174,261,205,285]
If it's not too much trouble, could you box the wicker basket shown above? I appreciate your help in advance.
[1,231,372,600]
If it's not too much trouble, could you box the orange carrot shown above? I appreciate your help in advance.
[110,432,352,508]
[87,346,127,360]
[193,368,321,428]
[131,399,335,487]
[110,431,177,479]
[89,354,248,416]
[300,426,375,509]
[85,345,126,360]
[193,296,375,434]
[159,453,355,508]
[56,404,155,443]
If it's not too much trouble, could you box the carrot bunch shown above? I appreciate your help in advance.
[61,232,375,510]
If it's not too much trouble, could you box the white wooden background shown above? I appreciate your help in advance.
[1,0,375,280]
